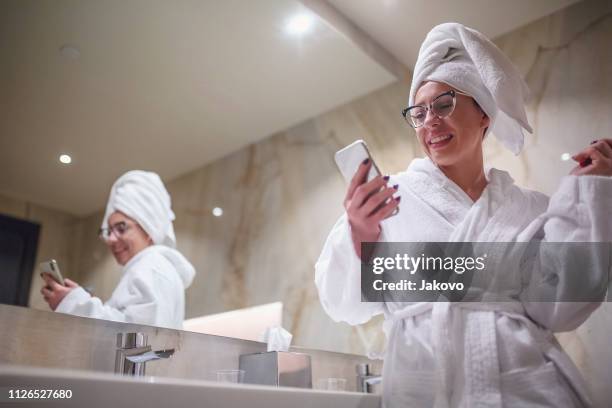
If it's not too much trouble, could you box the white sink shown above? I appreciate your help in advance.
[0,365,380,408]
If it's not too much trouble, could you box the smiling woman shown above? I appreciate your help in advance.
[315,22,612,408]
[40,171,196,330]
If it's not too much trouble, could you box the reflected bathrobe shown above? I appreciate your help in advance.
[56,245,195,330]
[315,157,611,407]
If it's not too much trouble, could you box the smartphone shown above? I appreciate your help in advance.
[334,140,381,183]
[39,259,65,286]
[334,139,399,215]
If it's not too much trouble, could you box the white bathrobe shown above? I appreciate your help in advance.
[56,245,195,330]
[315,157,611,407]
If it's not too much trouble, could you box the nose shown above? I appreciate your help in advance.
[422,108,440,128]
[106,232,119,244]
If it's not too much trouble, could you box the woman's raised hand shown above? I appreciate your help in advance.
[40,273,79,310]
[571,139,612,176]
[344,159,400,258]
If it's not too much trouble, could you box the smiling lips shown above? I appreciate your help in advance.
[112,247,128,258]
[428,134,454,148]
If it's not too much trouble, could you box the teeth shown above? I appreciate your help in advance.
[430,134,452,144]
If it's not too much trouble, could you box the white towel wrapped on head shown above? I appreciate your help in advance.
[101,170,177,248]
[409,22,532,155]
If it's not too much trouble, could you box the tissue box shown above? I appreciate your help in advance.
[239,351,312,388]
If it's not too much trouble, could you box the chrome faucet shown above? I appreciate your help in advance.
[115,332,175,376]
[356,363,382,393]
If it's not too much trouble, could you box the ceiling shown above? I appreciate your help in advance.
[324,0,580,68]
[0,0,395,215]
[0,0,578,216]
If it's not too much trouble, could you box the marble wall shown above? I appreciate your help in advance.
[494,2,612,405]
[3,0,610,404]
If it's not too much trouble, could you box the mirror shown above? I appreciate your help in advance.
[0,0,397,355]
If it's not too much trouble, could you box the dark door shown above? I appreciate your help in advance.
[0,213,40,306]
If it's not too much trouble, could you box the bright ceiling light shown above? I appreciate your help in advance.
[285,13,314,35]
[212,207,223,217]
[59,154,72,164]
[561,153,571,161]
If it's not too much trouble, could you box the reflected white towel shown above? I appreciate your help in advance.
[101,170,176,247]
[409,22,532,155]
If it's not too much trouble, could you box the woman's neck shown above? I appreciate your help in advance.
[438,156,487,202]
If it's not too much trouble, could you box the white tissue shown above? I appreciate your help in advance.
[262,326,293,352]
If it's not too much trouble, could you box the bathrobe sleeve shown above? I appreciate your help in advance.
[55,255,184,329]
[522,175,612,332]
[315,214,384,325]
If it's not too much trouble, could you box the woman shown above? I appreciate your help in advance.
[315,23,611,407]
[41,170,195,330]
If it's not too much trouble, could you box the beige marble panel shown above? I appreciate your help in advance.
[487,0,612,197]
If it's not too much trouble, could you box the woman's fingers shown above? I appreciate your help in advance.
[64,278,78,288]
[573,139,612,162]
[570,148,612,175]
[573,146,600,164]
[372,196,401,223]
[346,159,371,202]
[41,273,60,290]
[570,138,612,176]
[360,185,398,216]
[41,286,52,297]
[594,138,612,149]
[350,175,388,209]
[592,139,612,159]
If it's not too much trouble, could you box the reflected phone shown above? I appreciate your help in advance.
[334,139,381,183]
[39,259,66,286]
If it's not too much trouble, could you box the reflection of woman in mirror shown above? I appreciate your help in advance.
[316,23,611,407]
[41,170,195,329]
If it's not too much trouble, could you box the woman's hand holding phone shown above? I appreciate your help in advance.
[344,159,400,259]
[40,273,79,311]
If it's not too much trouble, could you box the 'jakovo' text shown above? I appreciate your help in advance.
[372,279,464,291]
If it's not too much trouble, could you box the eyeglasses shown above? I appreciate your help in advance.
[98,221,134,241]
[401,89,471,128]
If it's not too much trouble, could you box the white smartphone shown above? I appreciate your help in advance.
[334,139,381,183]
[334,139,399,216]
[39,259,66,286]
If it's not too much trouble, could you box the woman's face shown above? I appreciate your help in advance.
[105,211,152,266]
[413,81,489,167]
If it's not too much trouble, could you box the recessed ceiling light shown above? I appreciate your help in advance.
[285,13,314,36]
[212,207,223,217]
[59,44,80,60]
[561,153,571,161]
[59,154,72,164]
